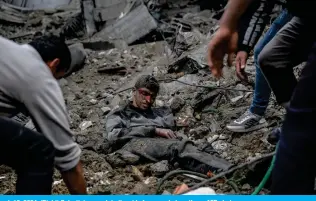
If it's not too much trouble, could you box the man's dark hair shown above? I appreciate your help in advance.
[29,35,71,72]
[134,75,160,94]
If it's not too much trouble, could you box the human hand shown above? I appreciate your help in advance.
[207,27,238,79]
[61,162,87,194]
[235,51,249,81]
[155,128,177,139]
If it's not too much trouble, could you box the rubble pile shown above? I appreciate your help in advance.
[0,0,284,195]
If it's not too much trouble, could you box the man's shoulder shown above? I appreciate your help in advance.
[106,104,129,118]
[152,106,173,116]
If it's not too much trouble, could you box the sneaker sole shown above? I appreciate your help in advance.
[226,122,268,133]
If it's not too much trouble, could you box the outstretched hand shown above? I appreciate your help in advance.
[207,28,238,79]
[155,128,177,139]
[235,51,249,81]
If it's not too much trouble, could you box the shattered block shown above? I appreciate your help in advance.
[93,0,128,22]
[83,0,97,36]
[168,25,219,73]
[95,0,126,8]
[0,2,27,24]
[95,4,158,45]
[65,43,87,77]
[190,89,221,111]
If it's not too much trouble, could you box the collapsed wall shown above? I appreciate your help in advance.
[6,0,71,9]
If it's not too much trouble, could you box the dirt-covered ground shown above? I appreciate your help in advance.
[0,0,289,195]
[0,41,283,195]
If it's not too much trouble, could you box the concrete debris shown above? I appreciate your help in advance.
[212,140,228,151]
[59,78,69,87]
[7,0,73,10]
[79,120,93,131]
[89,99,98,105]
[2,0,280,195]
[160,74,200,95]
[170,96,185,113]
[93,0,128,23]
[191,89,221,111]
[81,39,115,51]
[230,95,244,103]
[155,100,164,107]
[189,126,209,138]
[0,2,27,24]
[168,25,219,73]
[209,116,220,133]
[207,134,219,144]
[101,107,111,115]
[82,0,97,37]
[66,42,87,77]
[129,165,144,182]
[150,160,169,177]
[95,3,158,45]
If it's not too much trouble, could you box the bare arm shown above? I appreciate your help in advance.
[220,0,254,30]
[61,162,87,194]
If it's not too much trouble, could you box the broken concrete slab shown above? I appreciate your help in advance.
[0,2,27,24]
[168,25,219,73]
[65,43,87,77]
[95,0,126,8]
[9,0,71,10]
[95,3,158,45]
[82,0,97,37]
[191,88,221,111]
[81,38,115,51]
[93,0,128,23]
[160,74,200,95]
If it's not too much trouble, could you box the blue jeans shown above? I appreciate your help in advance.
[249,9,293,116]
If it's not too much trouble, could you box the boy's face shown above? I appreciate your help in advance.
[133,87,157,110]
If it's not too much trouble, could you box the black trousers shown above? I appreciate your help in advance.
[0,117,55,194]
[258,17,315,104]
[259,17,316,194]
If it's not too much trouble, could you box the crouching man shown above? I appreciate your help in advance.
[105,75,232,174]
[0,35,87,194]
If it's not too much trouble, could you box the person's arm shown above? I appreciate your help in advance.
[105,111,156,142]
[219,0,254,31]
[237,0,276,53]
[61,161,87,194]
[19,76,87,194]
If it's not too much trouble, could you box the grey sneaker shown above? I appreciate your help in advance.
[226,110,268,133]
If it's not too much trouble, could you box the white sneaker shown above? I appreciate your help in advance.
[226,110,268,133]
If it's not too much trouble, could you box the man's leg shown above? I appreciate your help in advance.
[271,42,316,194]
[120,138,232,172]
[0,117,55,194]
[258,17,315,105]
[250,9,293,116]
[226,9,292,133]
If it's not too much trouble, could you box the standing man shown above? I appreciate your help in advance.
[227,1,293,134]
[0,35,87,194]
[207,0,316,194]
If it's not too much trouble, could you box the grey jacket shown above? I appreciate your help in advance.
[105,103,175,146]
[0,36,80,172]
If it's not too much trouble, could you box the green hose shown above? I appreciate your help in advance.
[251,143,279,195]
